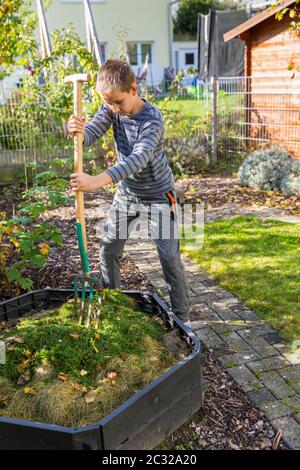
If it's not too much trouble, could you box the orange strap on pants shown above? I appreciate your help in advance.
[166,191,176,220]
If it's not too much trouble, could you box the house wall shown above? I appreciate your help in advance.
[173,41,197,73]
[44,0,171,86]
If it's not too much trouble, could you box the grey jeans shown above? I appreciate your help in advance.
[99,189,190,316]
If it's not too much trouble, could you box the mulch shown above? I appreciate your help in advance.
[176,173,300,216]
[162,347,285,450]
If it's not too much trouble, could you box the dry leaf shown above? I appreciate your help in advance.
[14,337,25,344]
[80,369,88,376]
[17,374,30,385]
[21,359,30,368]
[107,370,118,381]
[272,428,283,450]
[85,396,95,404]
[0,395,9,403]
[69,333,80,340]
[58,372,67,381]
[23,387,36,396]
[229,442,240,450]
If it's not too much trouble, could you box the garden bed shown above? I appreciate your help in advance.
[0,288,205,450]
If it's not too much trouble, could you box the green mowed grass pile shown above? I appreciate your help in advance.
[0,290,179,427]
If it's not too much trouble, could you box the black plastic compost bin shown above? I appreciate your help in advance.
[0,288,205,450]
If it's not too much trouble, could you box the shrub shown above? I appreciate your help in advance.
[237,147,293,191]
[0,211,63,296]
[164,136,207,176]
[281,159,300,196]
[0,167,67,296]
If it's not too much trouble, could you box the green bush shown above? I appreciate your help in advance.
[237,147,294,192]
[165,136,207,176]
[281,159,300,196]
[0,166,68,296]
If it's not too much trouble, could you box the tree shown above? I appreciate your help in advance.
[0,0,37,78]
[272,0,300,76]
[173,0,240,37]
[173,0,212,37]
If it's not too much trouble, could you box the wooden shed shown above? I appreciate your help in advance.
[224,0,300,158]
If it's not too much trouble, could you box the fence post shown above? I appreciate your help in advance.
[211,75,218,165]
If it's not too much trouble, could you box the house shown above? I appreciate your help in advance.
[173,39,197,73]
[44,0,172,86]
[224,0,300,158]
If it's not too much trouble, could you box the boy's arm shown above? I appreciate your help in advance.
[83,103,113,146]
[70,118,162,193]
[105,120,162,183]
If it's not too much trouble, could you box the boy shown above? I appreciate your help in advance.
[68,59,189,318]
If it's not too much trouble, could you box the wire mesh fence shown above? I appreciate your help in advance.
[2,74,299,178]
[0,90,71,170]
[0,87,106,185]
[207,75,300,167]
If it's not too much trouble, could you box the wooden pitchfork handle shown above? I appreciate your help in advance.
[64,73,91,277]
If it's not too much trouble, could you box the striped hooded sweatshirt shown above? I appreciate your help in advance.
[83,98,174,200]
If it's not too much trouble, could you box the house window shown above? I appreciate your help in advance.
[127,43,138,66]
[185,53,195,66]
[127,42,153,66]
[141,43,152,64]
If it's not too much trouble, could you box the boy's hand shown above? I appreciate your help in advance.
[70,172,113,192]
[67,114,86,138]
[70,173,99,192]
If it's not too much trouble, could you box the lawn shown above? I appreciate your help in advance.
[155,94,243,121]
[181,215,300,344]
[155,98,205,119]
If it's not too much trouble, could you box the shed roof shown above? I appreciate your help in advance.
[223,0,295,42]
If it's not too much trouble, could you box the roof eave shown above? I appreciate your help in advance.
[223,0,295,42]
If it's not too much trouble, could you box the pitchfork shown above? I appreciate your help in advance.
[64,73,103,327]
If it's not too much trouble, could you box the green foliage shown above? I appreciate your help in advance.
[173,0,240,37]
[173,0,212,37]
[281,158,300,196]
[0,210,62,295]
[165,135,207,176]
[0,0,37,78]
[0,290,167,387]
[0,165,68,296]
[19,165,71,218]
[273,0,300,75]
[237,147,294,192]
[155,101,208,176]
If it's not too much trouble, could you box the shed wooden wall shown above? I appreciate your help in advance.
[242,15,300,158]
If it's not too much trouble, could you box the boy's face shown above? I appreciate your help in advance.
[96,83,138,116]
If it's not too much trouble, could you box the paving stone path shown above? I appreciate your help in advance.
[124,204,300,449]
